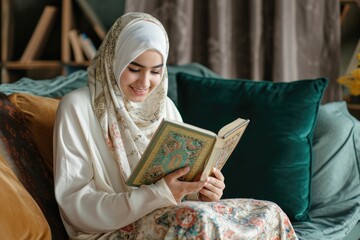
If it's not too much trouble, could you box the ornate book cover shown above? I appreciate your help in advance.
[126,118,249,187]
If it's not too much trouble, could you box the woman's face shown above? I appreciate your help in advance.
[119,50,163,102]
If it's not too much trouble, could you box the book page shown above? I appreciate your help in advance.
[217,118,249,138]
[198,118,249,181]
[215,119,249,170]
[199,138,224,181]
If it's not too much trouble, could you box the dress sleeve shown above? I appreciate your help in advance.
[53,90,177,233]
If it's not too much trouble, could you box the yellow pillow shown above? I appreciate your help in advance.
[0,153,51,239]
[9,93,59,174]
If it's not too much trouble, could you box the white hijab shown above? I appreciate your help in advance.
[88,12,170,183]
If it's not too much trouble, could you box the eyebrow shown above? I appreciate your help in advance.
[130,61,163,68]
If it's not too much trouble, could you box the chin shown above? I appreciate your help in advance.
[127,90,152,102]
[128,95,148,102]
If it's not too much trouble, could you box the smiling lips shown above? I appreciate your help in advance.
[131,86,150,96]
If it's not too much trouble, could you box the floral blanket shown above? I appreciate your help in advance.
[112,198,298,240]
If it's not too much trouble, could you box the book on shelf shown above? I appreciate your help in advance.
[126,117,250,187]
[62,0,74,62]
[75,0,107,40]
[68,29,85,63]
[20,5,57,62]
[78,33,97,60]
[1,0,13,63]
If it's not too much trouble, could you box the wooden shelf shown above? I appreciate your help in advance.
[66,61,92,67]
[0,0,63,83]
[344,97,360,120]
[347,102,360,120]
[0,0,95,83]
[348,102,360,110]
[5,61,61,69]
[0,0,124,83]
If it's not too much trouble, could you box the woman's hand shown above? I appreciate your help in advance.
[164,166,205,203]
[198,168,225,202]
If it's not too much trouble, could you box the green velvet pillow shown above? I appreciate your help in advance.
[176,73,328,222]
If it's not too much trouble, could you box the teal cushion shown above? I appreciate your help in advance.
[176,73,328,221]
[0,70,88,98]
[292,102,360,238]
[167,63,220,106]
[311,102,360,208]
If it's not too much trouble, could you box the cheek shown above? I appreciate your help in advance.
[119,72,134,88]
[151,76,162,88]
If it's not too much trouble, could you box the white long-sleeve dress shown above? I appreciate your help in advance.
[54,87,180,238]
[54,87,298,240]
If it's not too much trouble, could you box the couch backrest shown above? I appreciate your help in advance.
[0,93,68,239]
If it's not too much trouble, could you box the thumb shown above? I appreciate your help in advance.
[167,166,190,179]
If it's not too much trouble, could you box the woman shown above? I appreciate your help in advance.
[54,12,298,239]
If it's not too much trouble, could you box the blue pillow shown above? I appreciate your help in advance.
[293,102,360,238]
[176,73,328,221]
[311,101,360,208]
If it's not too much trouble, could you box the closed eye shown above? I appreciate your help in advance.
[128,67,140,73]
[151,67,162,75]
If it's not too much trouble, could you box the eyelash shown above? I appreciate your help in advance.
[128,67,160,75]
[128,67,139,73]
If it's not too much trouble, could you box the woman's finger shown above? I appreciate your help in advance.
[204,181,223,196]
[206,176,225,191]
[199,187,221,202]
[212,168,225,182]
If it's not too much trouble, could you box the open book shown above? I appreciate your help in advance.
[126,118,250,187]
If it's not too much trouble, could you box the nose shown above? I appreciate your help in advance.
[138,71,150,85]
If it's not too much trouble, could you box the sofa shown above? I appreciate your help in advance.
[0,63,359,240]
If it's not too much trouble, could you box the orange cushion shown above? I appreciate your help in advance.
[0,153,51,239]
[8,93,59,174]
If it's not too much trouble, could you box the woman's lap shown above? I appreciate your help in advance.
[113,198,298,240]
